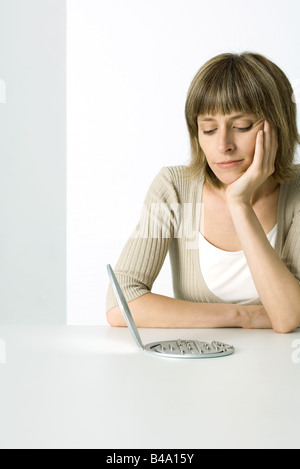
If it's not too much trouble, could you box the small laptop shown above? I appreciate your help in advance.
[107,264,235,359]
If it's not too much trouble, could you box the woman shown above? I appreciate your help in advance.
[106,52,300,333]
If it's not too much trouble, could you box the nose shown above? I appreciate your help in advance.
[218,129,235,154]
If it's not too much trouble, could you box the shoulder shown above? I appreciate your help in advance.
[157,165,189,180]
[144,165,204,206]
[156,165,203,191]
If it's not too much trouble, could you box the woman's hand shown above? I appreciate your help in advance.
[225,121,278,206]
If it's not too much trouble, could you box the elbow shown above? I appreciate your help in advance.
[106,309,117,327]
[273,325,295,334]
[272,317,300,334]
[106,306,126,327]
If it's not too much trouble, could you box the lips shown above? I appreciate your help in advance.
[216,159,244,169]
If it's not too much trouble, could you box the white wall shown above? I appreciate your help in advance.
[0,0,66,324]
[67,0,300,325]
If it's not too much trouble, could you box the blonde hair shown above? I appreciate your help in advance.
[185,52,300,187]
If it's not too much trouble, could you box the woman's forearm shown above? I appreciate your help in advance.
[106,292,271,329]
[229,201,300,333]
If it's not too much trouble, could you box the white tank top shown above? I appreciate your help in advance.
[199,225,278,304]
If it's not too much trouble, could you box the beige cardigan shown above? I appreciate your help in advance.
[106,165,300,311]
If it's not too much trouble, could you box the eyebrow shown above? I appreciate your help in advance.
[199,114,250,122]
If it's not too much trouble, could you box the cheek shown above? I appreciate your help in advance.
[240,133,257,157]
[198,136,211,157]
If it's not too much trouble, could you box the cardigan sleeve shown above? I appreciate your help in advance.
[106,167,180,312]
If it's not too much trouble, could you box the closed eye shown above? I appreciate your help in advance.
[235,124,253,132]
[202,124,253,135]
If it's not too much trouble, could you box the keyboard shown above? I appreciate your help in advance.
[144,339,234,358]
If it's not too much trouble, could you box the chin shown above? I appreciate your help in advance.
[216,171,245,187]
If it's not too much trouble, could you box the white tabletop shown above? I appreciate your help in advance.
[0,325,299,449]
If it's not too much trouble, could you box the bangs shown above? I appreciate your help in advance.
[191,57,265,118]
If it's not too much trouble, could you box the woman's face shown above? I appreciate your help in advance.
[197,112,264,186]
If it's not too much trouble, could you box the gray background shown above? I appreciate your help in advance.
[0,0,66,324]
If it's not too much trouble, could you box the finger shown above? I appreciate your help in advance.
[252,129,264,170]
[262,121,271,169]
[264,120,278,153]
[263,121,277,170]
